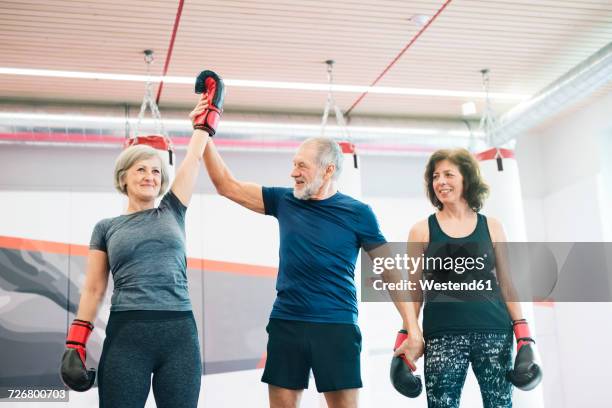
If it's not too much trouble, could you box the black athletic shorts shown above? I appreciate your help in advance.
[261,318,362,392]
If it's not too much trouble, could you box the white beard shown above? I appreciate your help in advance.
[293,173,325,200]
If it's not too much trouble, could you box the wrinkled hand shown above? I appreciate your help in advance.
[189,94,209,128]
[393,330,424,371]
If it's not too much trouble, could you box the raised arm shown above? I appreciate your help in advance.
[170,96,210,206]
[203,138,265,214]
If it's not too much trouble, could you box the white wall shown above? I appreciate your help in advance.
[515,90,612,408]
[2,86,611,407]
[0,142,432,407]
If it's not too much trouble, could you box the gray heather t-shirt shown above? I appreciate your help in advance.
[89,191,191,311]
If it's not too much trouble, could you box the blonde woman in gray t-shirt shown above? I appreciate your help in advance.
[60,71,225,408]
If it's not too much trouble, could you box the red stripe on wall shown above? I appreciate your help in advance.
[201,259,277,277]
[256,352,267,369]
[533,299,555,307]
[0,235,89,257]
[0,235,277,278]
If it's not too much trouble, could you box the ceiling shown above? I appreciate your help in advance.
[1,0,611,119]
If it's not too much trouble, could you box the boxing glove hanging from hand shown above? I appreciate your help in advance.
[507,319,542,391]
[193,70,225,136]
[390,329,423,398]
[60,319,96,392]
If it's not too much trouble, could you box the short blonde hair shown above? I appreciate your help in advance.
[113,145,170,197]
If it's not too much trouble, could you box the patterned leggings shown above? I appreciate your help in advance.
[424,332,513,408]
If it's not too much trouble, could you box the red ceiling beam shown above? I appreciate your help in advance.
[345,0,454,117]
[0,132,437,154]
[155,0,186,105]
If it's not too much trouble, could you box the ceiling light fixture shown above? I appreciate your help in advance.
[0,67,529,101]
[409,14,431,28]
[461,101,477,116]
[0,112,484,139]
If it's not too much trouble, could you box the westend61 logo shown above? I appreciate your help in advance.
[370,277,493,292]
[371,253,487,275]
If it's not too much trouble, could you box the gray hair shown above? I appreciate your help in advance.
[113,145,170,196]
[303,137,343,180]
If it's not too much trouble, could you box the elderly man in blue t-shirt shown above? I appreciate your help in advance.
[203,137,420,408]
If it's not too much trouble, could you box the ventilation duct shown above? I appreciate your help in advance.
[493,41,612,146]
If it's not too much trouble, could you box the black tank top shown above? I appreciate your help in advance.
[422,213,511,339]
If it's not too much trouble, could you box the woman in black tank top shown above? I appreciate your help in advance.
[394,148,541,408]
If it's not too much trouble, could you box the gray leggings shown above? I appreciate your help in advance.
[424,331,513,408]
[97,311,202,408]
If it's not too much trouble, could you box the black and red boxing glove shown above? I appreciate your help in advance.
[390,329,423,398]
[193,70,225,136]
[60,319,96,392]
[507,319,542,391]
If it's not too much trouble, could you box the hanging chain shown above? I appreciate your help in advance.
[321,60,334,136]
[479,68,498,147]
[133,49,167,138]
[321,60,351,142]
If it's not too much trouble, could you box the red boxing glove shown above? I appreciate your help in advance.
[193,70,225,136]
[394,329,416,371]
[390,330,422,398]
[513,318,534,351]
[60,319,96,392]
[507,319,542,391]
[66,319,93,364]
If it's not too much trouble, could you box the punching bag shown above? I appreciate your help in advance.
[476,147,545,408]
